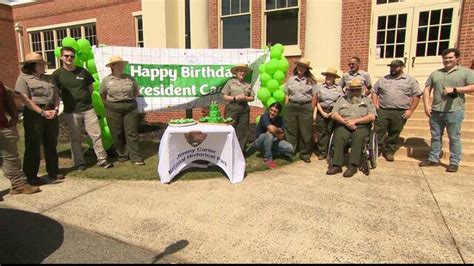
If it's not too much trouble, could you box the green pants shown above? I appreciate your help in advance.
[225,102,250,151]
[315,112,334,155]
[332,125,370,167]
[375,108,407,155]
[22,108,59,179]
[0,126,28,188]
[105,101,143,163]
[284,102,313,159]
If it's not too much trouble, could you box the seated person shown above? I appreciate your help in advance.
[327,79,377,177]
[255,102,294,169]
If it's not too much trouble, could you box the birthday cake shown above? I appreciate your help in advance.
[199,102,233,123]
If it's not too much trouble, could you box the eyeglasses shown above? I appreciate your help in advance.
[63,55,75,59]
[348,63,356,66]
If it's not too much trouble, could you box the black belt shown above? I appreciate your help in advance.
[380,107,406,111]
[36,104,55,110]
[229,101,248,106]
[289,100,311,105]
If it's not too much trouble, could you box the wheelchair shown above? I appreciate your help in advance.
[326,125,378,175]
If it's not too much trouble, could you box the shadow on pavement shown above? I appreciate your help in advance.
[152,239,189,263]
[0,208,64,263]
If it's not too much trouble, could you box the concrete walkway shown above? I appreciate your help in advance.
[0,158,472,263]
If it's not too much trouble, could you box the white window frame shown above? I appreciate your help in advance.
[219,0,252,49]
[134,14,144,47]
[262,0,301,56]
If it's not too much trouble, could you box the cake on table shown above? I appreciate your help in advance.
[199,101,233,123]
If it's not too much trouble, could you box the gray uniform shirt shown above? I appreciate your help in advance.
[15,73,58,105]
[339,70,372,89]
[316,84,344,108]
[100,74,139,102]
[332,95,377,120]
[221,78,254,97]
[284,75,317,103]
[372,73,422,109]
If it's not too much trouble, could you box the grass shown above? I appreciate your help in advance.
[16,121,295,182]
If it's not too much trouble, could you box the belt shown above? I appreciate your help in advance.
[36,104,55,110]
[289,100,311,105]
[380,107,406,111]
[108,100,136,104]
[229,101,248,106]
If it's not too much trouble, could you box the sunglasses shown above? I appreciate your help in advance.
[348,63,356,66]
[63,55,75,59]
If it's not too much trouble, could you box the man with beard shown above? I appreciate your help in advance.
[371,59,422,162]
[327,79,377,178]
[339,56,372,95]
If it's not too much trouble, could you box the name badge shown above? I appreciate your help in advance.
[76,76,84,80]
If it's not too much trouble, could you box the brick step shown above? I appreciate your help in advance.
[399,136,474,150]
[401,125,474,137]
[416,101,474,112]
[409,110,474,119]
[393,145,474,167]
[405,118,474,128]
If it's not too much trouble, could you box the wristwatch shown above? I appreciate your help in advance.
[233,96,236,102]
[453,88,457,94]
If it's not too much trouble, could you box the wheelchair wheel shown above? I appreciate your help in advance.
[369,131,378,169]
[327,132,335,167]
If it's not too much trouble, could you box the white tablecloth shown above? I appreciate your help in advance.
[158,124,245,184]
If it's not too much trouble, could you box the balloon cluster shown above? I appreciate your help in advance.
[55,37,114,150]
[256,43,289,108]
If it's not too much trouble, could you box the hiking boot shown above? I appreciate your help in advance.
[300,157,311,163]
[419,160,439,167]
[264,159,277,169]
[50,173,65,180]
[326,166,342,175]
[343,165,358,178]
[384,153,394,162]
[98,160,114,169]
[446,164,459,172]
[318,154,327,160]
[77,164,87,171]
[27,177,46,186]
[10,184,41,195]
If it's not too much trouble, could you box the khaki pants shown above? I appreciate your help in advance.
[0,126,27,188]
[63,108,107,167]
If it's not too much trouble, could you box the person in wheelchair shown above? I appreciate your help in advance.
[327,79,377,177]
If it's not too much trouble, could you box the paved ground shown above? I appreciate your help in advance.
[0,158,472,263]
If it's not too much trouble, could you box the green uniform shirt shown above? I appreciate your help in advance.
[372,73,422,109]
[316,83,344,108]
[284,75,317,103]
[221,78,254,97]
[15,73,58,106]
[339,70,372,89]
[425,65,474,112]
[333,95,377,120]
[52,66,94,113]
[100,74,138,102]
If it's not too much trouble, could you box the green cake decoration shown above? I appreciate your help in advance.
[200,101,233,123]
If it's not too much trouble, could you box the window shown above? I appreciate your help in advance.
[265,0,299,46]
[29,23,97,70]
[135,15,144,47]
[220,0,251,48]
[376,0,402,4]
[376,14,407,58]
[416,8,453,57]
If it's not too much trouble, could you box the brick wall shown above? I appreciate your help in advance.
[0,4,19,88]
[459,0,474,67]
[340,0,372,71]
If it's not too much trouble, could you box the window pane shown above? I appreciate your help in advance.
[266,0,276,10]
[222,0,230,15]
[277,0,286,8]
[377,31,385,44]
[442,8,453,24]
[231,0,239,14]
[70,27,81,40]
[438,41,449,55]
[440,25,451,40]
[137,16,143,29]
[223,15,250,48]
[241,0,249,13]
[266,9,298,46]
[416,43,426,56]
[419,11,429,26]
[288,0,298,7]
[430,10,441,25]
[428,26,439,41]
[395,44,404,57]
[417,27,427,42]
[386,30,395,44]
[57,29,67,47]
[427,42,437,56]
[385,45,394,58]
[398,14,407,28]
[45,51,56,69]
[378,16,386,30]
[387,15,397,29]
[377,0,387,4]
[396,29,405,43]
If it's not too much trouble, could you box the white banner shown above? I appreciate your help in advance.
[93,46,268,112]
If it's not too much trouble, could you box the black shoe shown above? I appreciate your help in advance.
[318,154,327,160]
[419,160,439,167]
[27,177,46,186]
[50,173,65,180]
[446,164,458,172]
[326,166,342,175]
[77,165,87,171]
[98,160,114,169]
[343,165,358,178]
[300,157,311,163]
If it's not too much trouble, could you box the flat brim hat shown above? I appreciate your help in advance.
[387,59,405,67]
[321,67,340,78]
[347,79,364,89]
[20,52,51,65]
[230,64,251,75]
[106,55,129,67]
[296,58,312,70]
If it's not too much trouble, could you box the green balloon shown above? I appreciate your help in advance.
[267,79,279,93]
[62,37,79,53]
[279,84,285,91]
[91,91,105,118]
[77,50,88,62]
[270,48,282,60]
[77,38,91,53]
[272,89,286,103]
[273,70,285,82]
[54,46,62,58]
[266,59,279,74]
[257,87,271,103]
[258,64,266,74]
[93,80,100,91]
[278,57,290,72]
[93,73,100,82]
[256,115,261,124]
[87,59,97,74]
[272,43,284,54]
[86,50,95,60]
[99,118,114,150]
[259,73,272,86]
[266,97,277,108]
[74,58,83,67]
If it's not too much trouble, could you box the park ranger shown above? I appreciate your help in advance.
[222,64,254,151]
[284,58,317,163]
[327,79,377,178]
[339,56,372,95]
[100,56,144,165]
[371,59,422,162]
[315,68,344,160]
